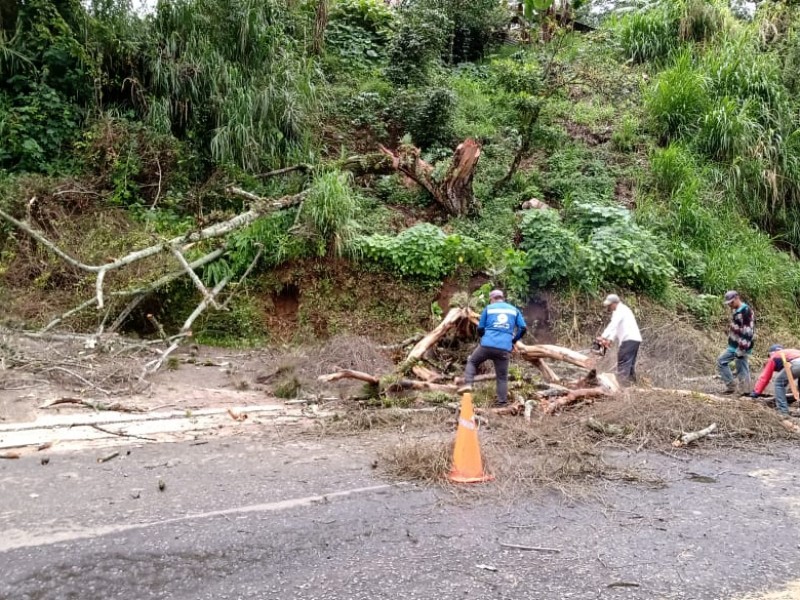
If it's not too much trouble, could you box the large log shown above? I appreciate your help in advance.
[398,307,466,373]
[515,342,593,371]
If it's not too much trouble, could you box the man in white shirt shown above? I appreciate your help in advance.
[597,294,642,385]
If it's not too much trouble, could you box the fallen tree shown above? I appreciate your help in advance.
[342,139,482,217]
[0,187,306,376]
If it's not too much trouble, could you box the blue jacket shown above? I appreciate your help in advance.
[477,302,527,352]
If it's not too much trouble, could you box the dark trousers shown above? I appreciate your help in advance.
[464,345,511,403]
[617,340,640,385]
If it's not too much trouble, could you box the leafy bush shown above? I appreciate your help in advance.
[586,224,675,295]
[386,5,451,86]
[395,85,456,148]
[357,223,487,280]
[567,201,631,238]
[518,210,582,288]
[0,83,79,171]
[645,51,709,142]
[496,248,534,302]
[327,0,396,65]
[490,57,542,95]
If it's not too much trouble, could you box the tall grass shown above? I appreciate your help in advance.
[300,170,359,257]
[645,51,709,142]
[147,0,319,171]
[616,5,680,64]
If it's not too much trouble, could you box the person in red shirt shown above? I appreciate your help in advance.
[750,344,800,416]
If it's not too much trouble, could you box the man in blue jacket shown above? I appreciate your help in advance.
[458,289,527,406]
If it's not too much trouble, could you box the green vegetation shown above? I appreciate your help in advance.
[3,0,800,340]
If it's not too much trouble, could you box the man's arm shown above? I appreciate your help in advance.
[512,309,527,344]
[600,309,621,342]
[477,308,487,337]
[753,359,776,395]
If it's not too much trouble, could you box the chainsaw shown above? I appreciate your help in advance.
[579,339,607,357]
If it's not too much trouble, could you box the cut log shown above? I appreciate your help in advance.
[672,423,718,447]
[318,370,380,385]
[543,387,609,415]
[515,343,593,370]
[412,364,443,382]
[398,307,466,373]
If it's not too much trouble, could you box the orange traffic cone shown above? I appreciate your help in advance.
[448,392,494,483]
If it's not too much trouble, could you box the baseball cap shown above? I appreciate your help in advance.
[489,289,504,300]
[602,294,620,306]
[723,290,739,305]
[769,344,784,353]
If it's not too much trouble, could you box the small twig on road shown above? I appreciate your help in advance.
[607,582,640,588]
[499,542,561,553]
[97,451,120,463]
[90,424,157,442]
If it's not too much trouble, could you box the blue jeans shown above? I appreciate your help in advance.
[774,360,800,415]
[717,348,751,387]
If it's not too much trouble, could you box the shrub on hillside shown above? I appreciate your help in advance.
[518,210,582,288]
[649,144,699,196]
[357,223,487,280]
[586,224,675,295]
[327,0,396,65]
[394,86,456,148]
[678,0,726,43]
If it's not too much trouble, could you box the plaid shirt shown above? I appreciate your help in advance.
[728,303,755,354]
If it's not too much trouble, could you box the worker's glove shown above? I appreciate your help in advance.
[749,392,759,398]
[734,349,746,359]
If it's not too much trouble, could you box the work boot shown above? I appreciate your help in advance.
[456,384,473,395]
[721,382,736,395]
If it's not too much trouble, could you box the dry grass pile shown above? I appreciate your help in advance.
[371,389,796,495]
[586,389,793,447]
[315,406,453,436]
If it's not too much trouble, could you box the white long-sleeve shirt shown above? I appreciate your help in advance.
[601,302,642,344]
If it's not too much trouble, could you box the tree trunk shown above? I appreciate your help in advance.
[312,0,329,55]
[344,139,481,216]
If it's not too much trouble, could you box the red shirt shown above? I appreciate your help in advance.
[754,349,800,394]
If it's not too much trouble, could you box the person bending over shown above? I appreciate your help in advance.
[458,289,527,406]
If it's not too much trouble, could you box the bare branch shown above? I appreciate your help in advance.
[170,245,220,309]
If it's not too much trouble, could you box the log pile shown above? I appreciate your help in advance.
[318,306,620,417]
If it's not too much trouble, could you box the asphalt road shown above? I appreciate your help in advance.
[2,430,800,600]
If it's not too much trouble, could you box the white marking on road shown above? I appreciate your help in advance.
[0,483,401,553]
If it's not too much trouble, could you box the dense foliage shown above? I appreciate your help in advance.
[3,0,800,333]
